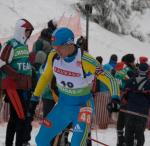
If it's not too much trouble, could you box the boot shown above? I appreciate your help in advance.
[117,130,125,146]
[22,142,31,146]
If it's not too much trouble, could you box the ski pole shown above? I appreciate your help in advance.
[93,114,99,146]
[120,109,150,119]
[90,138,109,146]
[95,128,99,146]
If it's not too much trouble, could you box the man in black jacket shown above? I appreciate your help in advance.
[123,63,150,146]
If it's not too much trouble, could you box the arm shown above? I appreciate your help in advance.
[0,43,20,78]
[82,52,120,98]
[0,43,13,67]
[33,51,56,97]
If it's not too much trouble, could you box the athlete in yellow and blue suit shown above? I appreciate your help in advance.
[31,27,120,146]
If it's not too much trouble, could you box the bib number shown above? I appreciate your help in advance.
[78,107,92,124]
[61,81,74,88]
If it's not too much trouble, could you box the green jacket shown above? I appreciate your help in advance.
[115,66,135,89]
[32,38,52,54]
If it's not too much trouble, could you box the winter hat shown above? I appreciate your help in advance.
[47,19,57,32]
[122,54,135,65]
[110,54,118,62]
[96,56,103,64]
[51,27,74,46]
[138,63,149,76]
[139,56,148,64]
[35,51,47,65]
[40,28,51,40]
[115,62,125,71]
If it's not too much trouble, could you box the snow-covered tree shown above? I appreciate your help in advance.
[132,0,150,12]
[78,0,150,40]
[92,0,131,34]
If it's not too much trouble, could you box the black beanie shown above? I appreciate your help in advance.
[47,19,57,32]
[123,54,135,64]
[138,63,149,76]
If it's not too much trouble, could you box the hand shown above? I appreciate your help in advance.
[27,95,39,117]
[28,100,39,117]
[107,99,120,113]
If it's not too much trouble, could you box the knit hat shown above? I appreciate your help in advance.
[96,56,103,64]
[115,62,125,71]
[51,27,74,46]
[138,63,149,76]
[47,19,57,32]
[122,54,135,65]
[110,54,118,62]
[139,56,148,64]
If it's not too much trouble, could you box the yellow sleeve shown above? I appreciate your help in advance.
[82,52,120,97]
[33,51,57,97]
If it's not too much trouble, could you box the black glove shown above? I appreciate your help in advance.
[107,99,120,113]
[28,97,39,117]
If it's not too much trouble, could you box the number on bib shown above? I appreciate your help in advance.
[78,107,92,124]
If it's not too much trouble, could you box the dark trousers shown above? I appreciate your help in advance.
[5,90,32,146]
[125,114,147,146]
[116,106,127,146]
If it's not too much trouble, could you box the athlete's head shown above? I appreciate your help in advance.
[51,27,75,58]
[13,19,34,44]
[51,27,74,46]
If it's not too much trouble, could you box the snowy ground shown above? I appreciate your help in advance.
[0,123,150,146]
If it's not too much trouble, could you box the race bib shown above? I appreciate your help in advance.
[78,107,92,124]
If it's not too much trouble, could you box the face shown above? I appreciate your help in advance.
[25,29,33,39]
[53,44,75,58]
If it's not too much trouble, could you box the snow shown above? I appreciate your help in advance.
[0,123,150,146]
[0,0,150,63]
[0,0,150,145]
[129,9,150,34]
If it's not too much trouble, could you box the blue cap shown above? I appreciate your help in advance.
[51,27,74,46]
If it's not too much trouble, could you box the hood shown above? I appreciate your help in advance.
[13,19,34,44]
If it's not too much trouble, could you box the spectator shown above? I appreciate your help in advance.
[32,28,52,55]
[124,63,150,146]
[0,18,34,146]
[139,56,148,64]
[93,56,112,129]
[47,19,57,33]
[96,56,103,65]
[103,54,118,76]
[114,54,137,146]
[76,36,87,52]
